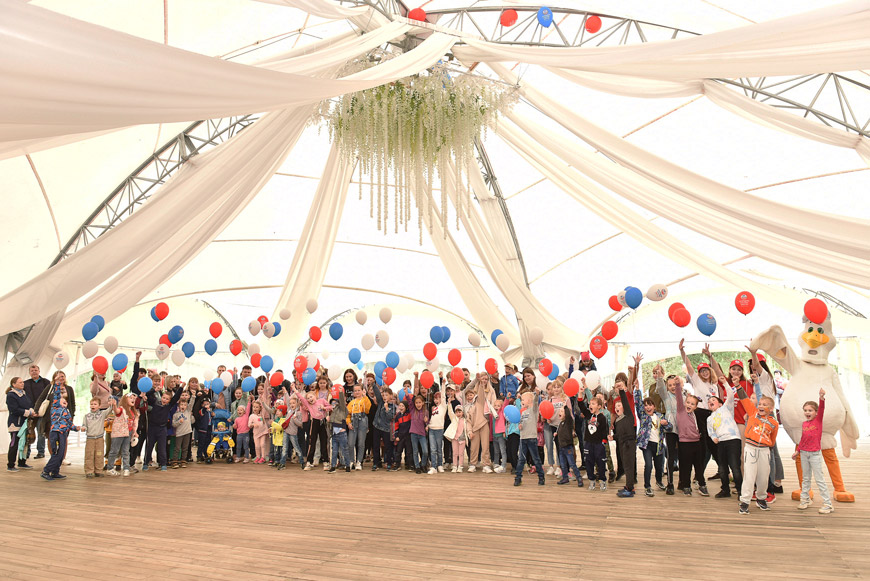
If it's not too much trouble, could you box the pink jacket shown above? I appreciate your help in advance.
[249,413,269,439]
[298,393,332,421]
[234,401,252,434]
[91,377,112,410]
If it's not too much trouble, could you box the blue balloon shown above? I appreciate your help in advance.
[537,6,553,27]
[376,374,384,387]
[504,404,521,424]
[272,322,282,337]
[150,307,159,322]
[348,348,361,364]
[440,326,451,342]
[397,388,408,402]
[241,376,256,392]
[329,322,343,341]
[302,367,317,385]
[138,377,153,393]
[374,361,387,378]
[491,329,503,345]
[697,313,717,337]
[429,326,443,344]
[385,351,400,369]
[168,325,184,344]
[625,287,643,309]
[82,322,99,341]
[356,361,364,370]
[260,355,274,373]
[204,339,218,356]
[210,377,224,393]
[111,353,128,372]
[182,341,195,358]
[548,363,560,381]
[90,315,105,332]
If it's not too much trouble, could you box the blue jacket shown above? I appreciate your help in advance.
[499,375,519,399]
[6,389,33,430]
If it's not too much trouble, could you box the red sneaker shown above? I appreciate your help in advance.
[766,493,776,504]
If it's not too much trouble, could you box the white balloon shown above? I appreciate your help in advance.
[307,354,318,369]
[262,323,276,338]
[585,370,601,390]
[220,371,233,385]
[355,310,367,325]
[570,370,585,381]
[404,353,415,368]
[468,333,481,347]
[535,370,549,387]
[321,350,330,361]
[171,350,186,366]
[306,299,318,314]
[156,344,170,361]
[646,283,669,302]
[82,340,99,359]
[617,290,628,307]
[248,320,261,336]
[361,333,375,350]
[379,307,392,324]
[426,357,440,373]
[396,358,408,373]
[375,330,389,348]
[248,343,261,356]
[53,351,69,370]
[203,369,216,381]
[279,308,291,320]
[327,365,342,381]
[104,336,119,354]
[528,327,544,345]
[495,334,510,352]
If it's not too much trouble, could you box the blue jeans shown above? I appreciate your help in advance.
[800,450,831,506]
[558,445,583,481]
[492,433,507,469]
[235,432,250,459]
[282,432,303,464]
[372,427,393,468]
[428,429,444,468]
[515,438,544,481]
[411,433,428,468]
[331,430,350,468]
[543,423,556,465]
[585,441,606,482]
[350,414,368,464]
[43,430,68,476]
[641,444,665,488]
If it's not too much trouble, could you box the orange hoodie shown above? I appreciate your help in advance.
[739,393,778,448]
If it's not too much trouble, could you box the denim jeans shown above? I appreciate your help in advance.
[641,444,665,488]
[428,429,444,468]
[800,450,831,506]
[558,445,583,481]
[350,414,368,464]
[235,432,250,459]
[372,427,393,468]
[282,432,303,464]
[331,430,350,468]
[107,435,131,471]
[492,433,507,469]
[410,433,428,468]
[543,423,556,465]
[43,430,68,476]
[717,438,742,494]
[515,438,544,481]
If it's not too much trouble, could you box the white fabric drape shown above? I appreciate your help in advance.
[268,145,354,352]
[253,0,368,19]
[494,119,870,337]
[454,1,870,80]
[491,64,870,277]
[547,67,870,167]
[0,0,453,151]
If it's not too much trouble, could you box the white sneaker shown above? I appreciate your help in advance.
[323,463,329,471]
[482,466,493,474]
[457,466,463,473]
[798,501,811,510]
[108,469,119,476]
[494,465,505,473]
[451,467,457,473]
[546,466,555,475]
[555,467,562,478]
[467,465,476,473]
[122,469,130,477]
[63,460,72,466]
[437,466,445,473]
[303,463,312,471]
[427,467,436,475]
[819,505,834,514]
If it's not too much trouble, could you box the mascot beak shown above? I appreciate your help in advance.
[801,330,829,349]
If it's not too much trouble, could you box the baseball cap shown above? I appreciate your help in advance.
[729,359,744,369]
[697,363,711,371]
[756,353,766,362]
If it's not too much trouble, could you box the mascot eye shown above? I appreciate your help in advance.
[818,327,824,334]
[808,327,814,332]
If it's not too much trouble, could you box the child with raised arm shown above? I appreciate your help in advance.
[707,379,742,498]
[327,383,350,473]
[736,385,779,514]
[171,400,193,468]
[297,388,332,470]
[555,405,583,487]
[82,398,112,478]
[427,380,448,474]
[613,374,637,498]
[107,394,138,476]
[41,384,81,481]
[795,389,832,514]
[635,384,666,497]
[143,376,184,471]
[577,394,608,490]
[445,400,467,472]
[370,385,396,471]
[279,391,305,469]
[674,384,709,497]
[347,384,371,471]
[233,399,253,463]
[513,390,545,486]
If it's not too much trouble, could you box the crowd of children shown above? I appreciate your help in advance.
[5,345,835,515]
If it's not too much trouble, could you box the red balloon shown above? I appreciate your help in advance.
[590,336,608,359]
[448,348,461,367]
[313,359,320,372]
[382,367,397,386]
[672,308,691,328]
[450,367,464,385]
[159,334,172,347]
[540,400,555,420]
[563,378,580,397]
[270,372,284,387]
[209,322,223,338]
[420,370,435,389]
[804,298,828,324]
[538,358,553,376]
[484,358,498,375]
[92,356,108,375]
[154,302,169,320]
[251,353,262,368]
[423,342,437,361]
[668,302,686,322]
[735,291,755,315]
[500,9,518,27]
[309,326,322,342]
[294,356,306,372]
[585,15,602,33]
[229,339,243,356]
[601,321,618,341]
[257,315,269,327]
[408,7,426,21]
[608,295,623,312]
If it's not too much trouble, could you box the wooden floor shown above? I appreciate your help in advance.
[2,438,870,581]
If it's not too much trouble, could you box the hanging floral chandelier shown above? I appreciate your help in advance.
[320,57,518,242]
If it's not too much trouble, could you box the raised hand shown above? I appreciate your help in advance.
[819,388,825,399]
[678,338,685,352]
[702,343,711,357]
[632,353,643,366]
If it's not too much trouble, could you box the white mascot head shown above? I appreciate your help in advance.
[799,312,836,365]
